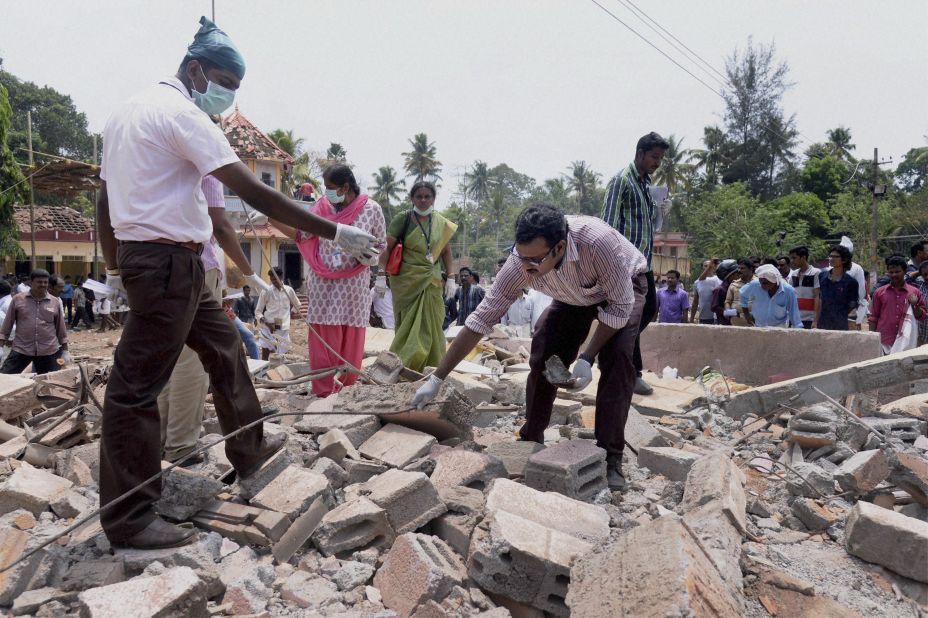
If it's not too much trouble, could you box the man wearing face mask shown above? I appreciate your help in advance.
[95,16,379,550]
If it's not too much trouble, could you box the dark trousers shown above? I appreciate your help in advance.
[632,271,656,375]
[521,274,646,458]
[802,320,813,330]
[70,306,92,328]
[1,350,61,374]
[699,318,715,325]
[99,243,266,542]
[63,298,73,323]
[85,300,95,323]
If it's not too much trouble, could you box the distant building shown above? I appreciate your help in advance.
[652,232,690,281]
[4,205,101,279]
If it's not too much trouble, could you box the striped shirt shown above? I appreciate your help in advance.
[465,216,647,335]
[602,162,656,267]
[199,175,225,274]
[788,265,820,323]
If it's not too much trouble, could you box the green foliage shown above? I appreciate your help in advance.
[800,155,846,203]
[896,147,928,193]
[402,133,442,183]
[0,82,26,259]
[564,160,601,215]
[466,235,505,277]
[325,143,347,162]
[369,166,406,222]
[829,188,898,262]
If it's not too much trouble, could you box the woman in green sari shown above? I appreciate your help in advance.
[384,181,457,371]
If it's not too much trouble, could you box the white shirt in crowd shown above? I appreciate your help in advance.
[16,283,29,294]
[502,292,533,328]
[100,76,240,244]
[370,287,395,329]
[255,285,301,332]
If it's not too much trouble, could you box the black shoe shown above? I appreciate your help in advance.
[633,377,654,396]
[237,433,287,479]
[606,458,626,490]
[113,516,196,550]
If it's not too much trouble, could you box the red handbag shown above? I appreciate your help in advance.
[385,212,413,276]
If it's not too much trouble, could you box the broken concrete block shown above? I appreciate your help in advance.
[318,428,360,463]
[295,398,381,447]
[0,462,73,516]
[682,503,744,591]
[550,398,582,425]
[251,465,331,520]
[363,469,446,534]
[469,509,591,617]
[785,462,835,498]
[834,449,890,494]
[50,489,94,519]
[343,458,388,484]
[0,526,48,606]
[845,500,928,583]
[430,449,507,491]
[375,533,467,617]
[432,512,478,559]
[0,435,27,460]
[78,566,208,617]
[523,440,607,501]
[566,516,741,617]
[485,478,608,545]
[155,465,226,520]
[439,486,485,515]
[236,449,294,499]
[311,457,348,489]
[54,450,94,487]
[335,382,478,441]
[313,497,395,556]
[367,351,405,384]
[254,509,291,543]
[790,498,841,531]
[680,453,747,533]
[0,374,42,422]
[359,423,437,468]
[10,586,76,616]
[272,497,328,564]
[485,441,545,478]
[637,446,701,482]
[889,451,928,507]
[0,419,25,442]
[880,393,928,421]
[624,407,668,451]
[446,372,494,405]
[61,559,126,592]
[219,546,275,614]
[280,570,342,610]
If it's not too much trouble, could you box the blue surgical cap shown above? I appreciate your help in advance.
[186,16,246,80]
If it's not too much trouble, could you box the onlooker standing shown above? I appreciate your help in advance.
[602,131,670,395]
[711,259,738,326]
[501,288,535,337]
[725,259,756,326]
[452,267,485,326]
[838,236,868,329]
[0,280,12,344]
[61,275,74,323]
[0,269,70,374]
[788,246,821,329]
[907,241,927,275]
[776,255,792,279]
[234,285,258,325]
[869,255,927,353]
[83,274,96,324]
[817,245,859,331]
[910,260,928,345]
[690,260,721,324]
[70,279,90,329]
[656,270,689,323]
[274,164,385,397]
[48,275,66,315]
[255,266,302,359]
[370,275,395,329]
[739,264,803,328]
[223,296,260,360]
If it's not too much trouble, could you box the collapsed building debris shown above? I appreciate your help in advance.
[0,331,925,617]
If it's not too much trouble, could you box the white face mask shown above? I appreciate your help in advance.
[324,188,345,204]
[413,205,434,216]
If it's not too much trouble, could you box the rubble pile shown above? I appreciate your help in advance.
[0,340,926,617]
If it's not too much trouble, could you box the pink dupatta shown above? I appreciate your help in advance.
[297,195,369,280]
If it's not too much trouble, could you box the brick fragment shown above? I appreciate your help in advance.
[523,440,607,501]
[313,497,395,556]
[680,453,747,533]
[889,451,928,507]
[78,566,208,618]
[430,449,507,491]
[0,462,73,516]
[375,533,466,617]
[318,428,360,463]
[790,498,841,532]
[485,441,545,477]
[359,424,437,468]
[637,446,701,482]
[844,500,928,583]
[362,469,447,534]
[251,465,331,519]
[624,407,668,451]
[834,449,889,494]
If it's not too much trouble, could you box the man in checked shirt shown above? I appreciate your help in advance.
[413,205,647,489]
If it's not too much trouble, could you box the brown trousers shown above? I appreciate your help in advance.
[521,273,646,458]
[99,242,265,541]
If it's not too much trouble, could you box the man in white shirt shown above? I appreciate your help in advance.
[501,288,534,338]
[689,260,721,324]
[370,275,395,329]
[95,17,378,550]
[787,245,821,329]
[255,266,301,359]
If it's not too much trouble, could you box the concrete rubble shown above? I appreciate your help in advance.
[0,338,926,618]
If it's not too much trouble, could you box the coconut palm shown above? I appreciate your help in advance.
[653,134,691,195]
[688,125,727,187]
[369,166,406,209]
[565,160,601,215]
[402,133,442,182]
[466,161,491,206]
[825,127,856,162]
[326,143,347,162]
[267,129,304,158]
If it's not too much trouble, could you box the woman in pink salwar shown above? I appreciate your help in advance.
[273,165,385,396]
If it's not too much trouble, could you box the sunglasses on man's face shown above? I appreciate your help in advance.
[511,244,557,267]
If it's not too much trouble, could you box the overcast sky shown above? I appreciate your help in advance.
[1,0,926,208]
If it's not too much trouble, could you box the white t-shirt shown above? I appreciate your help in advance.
[693,276,721,321]
[502,293,533,327]
[527,289,553,332]
[370,287,395,329]
[100,77,240,243]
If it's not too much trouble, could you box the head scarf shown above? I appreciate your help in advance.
[755,264,781,286]
[839,235,854,254]
[187,16,246,80]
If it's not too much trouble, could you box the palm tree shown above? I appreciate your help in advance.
[369,166,406,210]
[543,177,571,210]
[653,134,691,194]
[268,128,307,195]
[466,161,491,206]
[825,127,856,162]
[267,129,304,158]
[688,125,727,187]
[402,133,442,182]
[565,160,601,215]
[326,143,347,162]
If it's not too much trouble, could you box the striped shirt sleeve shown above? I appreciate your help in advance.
[464,261,528,335]
[591,235,636,330]
[202,174,225,209]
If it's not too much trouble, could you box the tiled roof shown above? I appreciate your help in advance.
[13,205,93,235]
[222,106,295,165]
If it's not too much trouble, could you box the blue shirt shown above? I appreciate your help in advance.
[656,287,689,323]
[740,279,803,328]
[60,283,73,300]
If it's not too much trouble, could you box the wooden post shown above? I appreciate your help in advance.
[26,111,35,271]
[92,135,99,279]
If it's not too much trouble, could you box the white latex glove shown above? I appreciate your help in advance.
[245,273,271,292]
[0,345,8,364]
[357,252,379,267]
[334,223,380,259]
[60,350,72,364]
[412,374,443,409]
[568,358,593,392]
[106,274,125,295]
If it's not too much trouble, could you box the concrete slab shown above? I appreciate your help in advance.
[632,372,706,417]
[640,323,880,386]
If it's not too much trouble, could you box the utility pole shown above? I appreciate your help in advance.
[92,134,99,279]
[868,147,893,288]
[26,111,35,271]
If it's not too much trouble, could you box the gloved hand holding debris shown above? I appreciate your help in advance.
[568,358,593,392]
[245,273,270,292]
[412,374,443,409]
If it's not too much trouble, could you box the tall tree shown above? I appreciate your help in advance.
[564,160,601,215]
[688,125,728,188]
[466,161,491,207]
[369,166,406,213]
[0,81,26,259]
[325,143,347,162]
[720,38,798,199]
[268,128,309,196]
[825,127,856,162]
[653,135,691,194]
[402,133,442,183]
[896,146,928,193]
